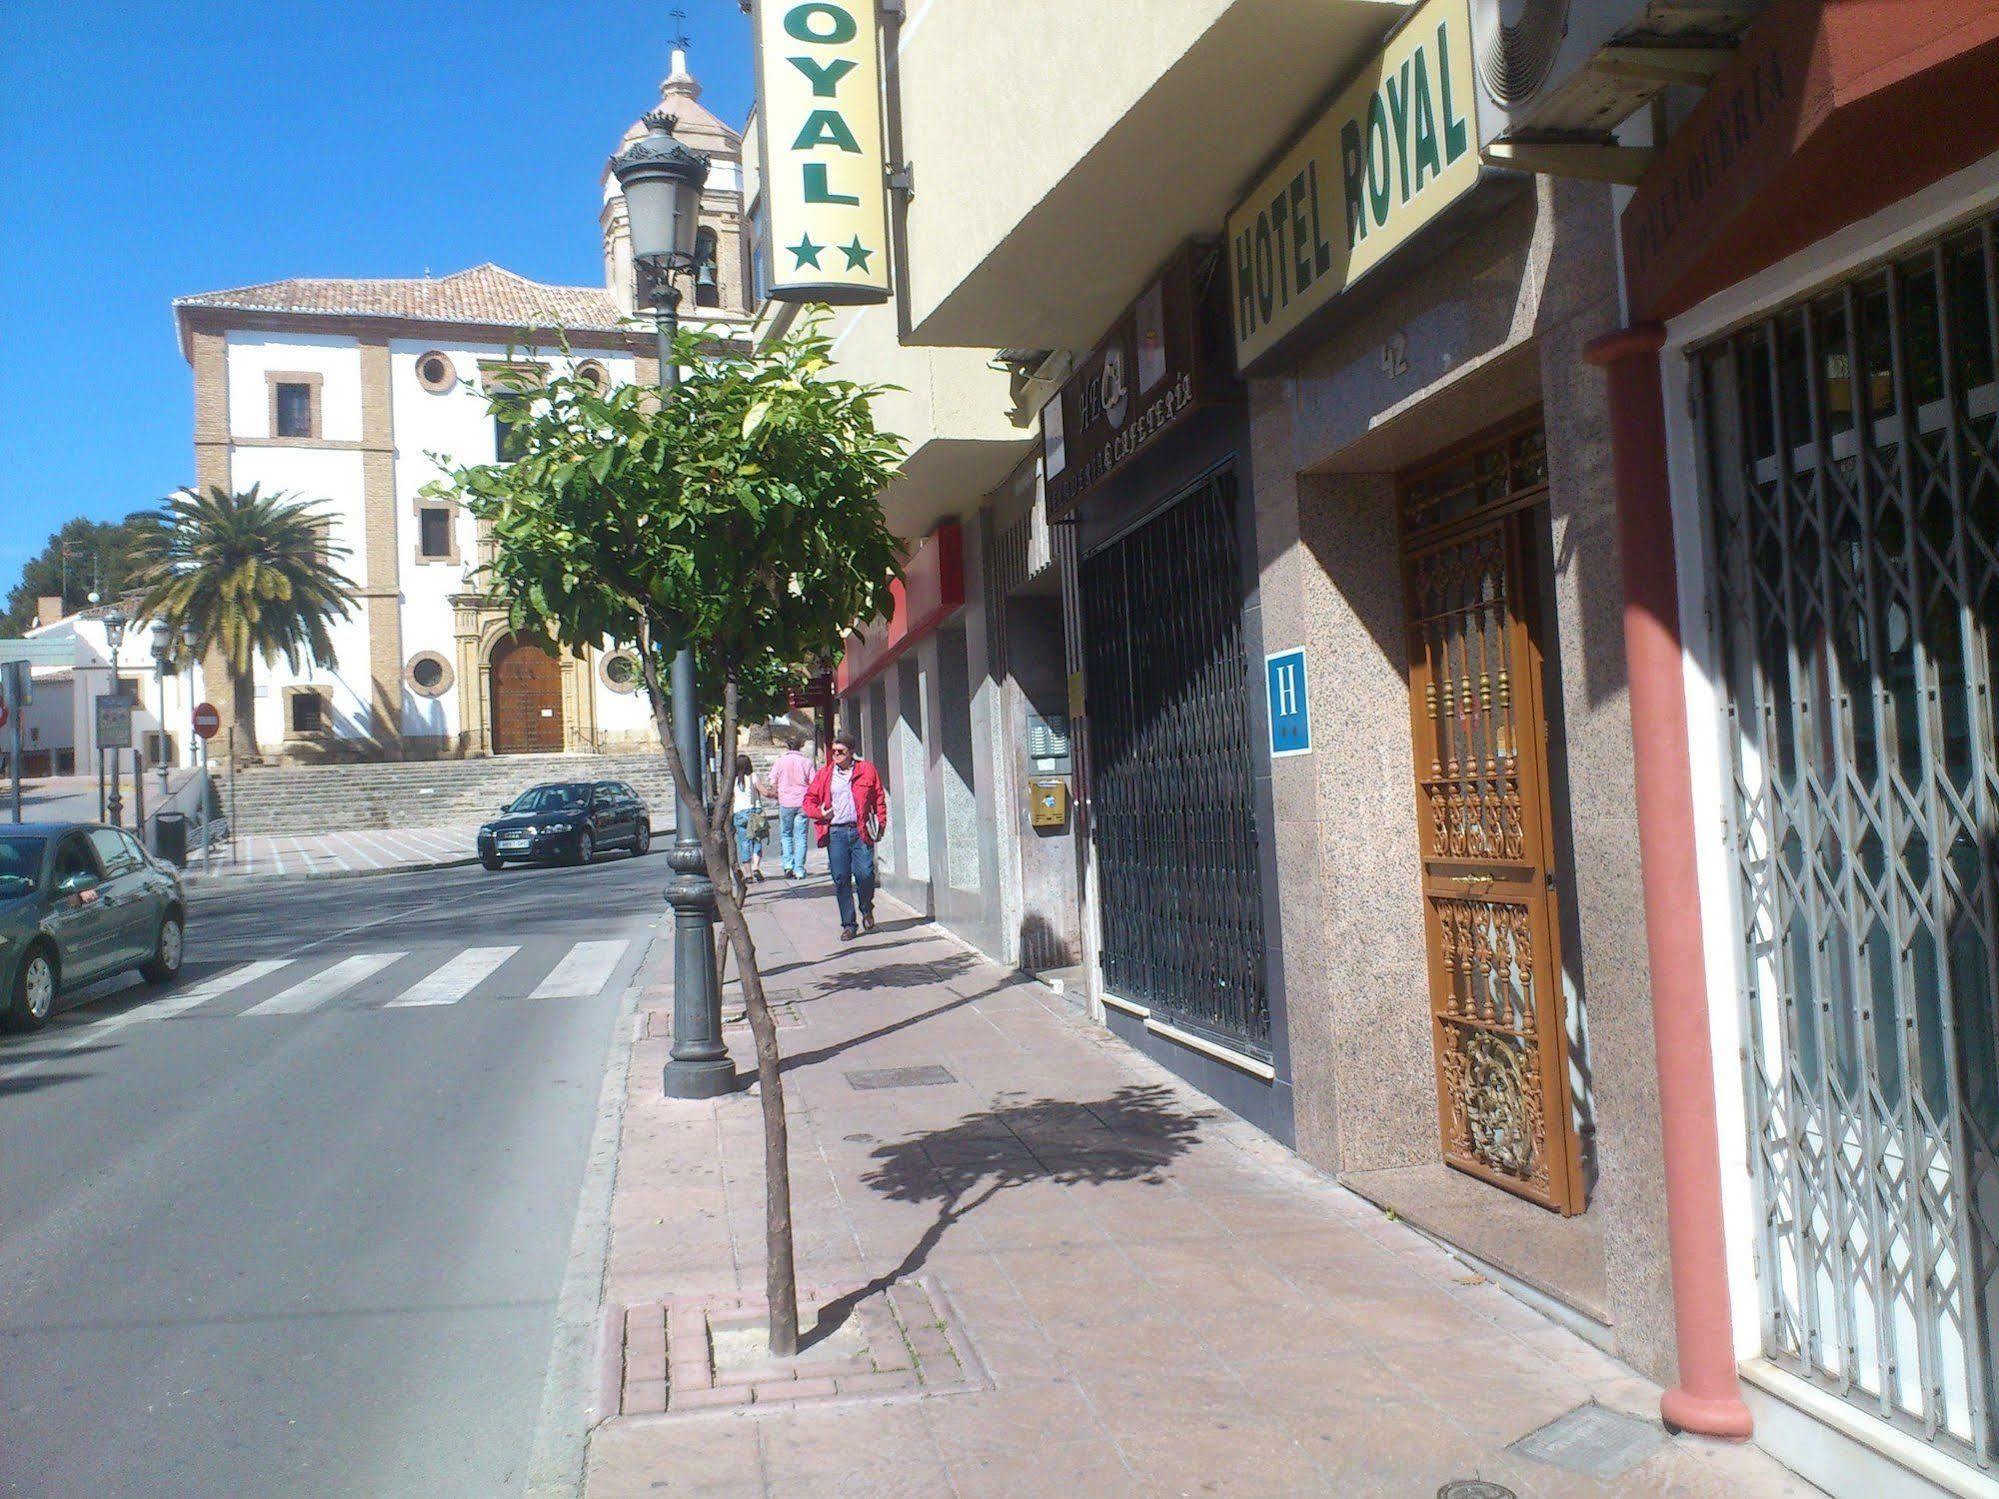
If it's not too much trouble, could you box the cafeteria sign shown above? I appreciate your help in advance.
[1226,0,1483,371]
[754,0,891,304]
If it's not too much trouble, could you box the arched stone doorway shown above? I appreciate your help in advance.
[489,633,564,754]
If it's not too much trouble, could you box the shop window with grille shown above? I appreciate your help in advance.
[1079,466,1268,1053]
[1699,211,1999,1465]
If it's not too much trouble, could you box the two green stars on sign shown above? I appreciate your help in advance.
[788,233,873,273]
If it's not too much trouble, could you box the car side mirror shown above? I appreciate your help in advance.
[499,803,513,814]
[55,871,98,897]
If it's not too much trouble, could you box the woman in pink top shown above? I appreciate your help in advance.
[768,734,816,878]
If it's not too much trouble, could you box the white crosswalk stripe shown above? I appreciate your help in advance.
[141,960,296,1021]
[384,946,520,1008]
[242,952,406,1016]
[528,940,630,1000]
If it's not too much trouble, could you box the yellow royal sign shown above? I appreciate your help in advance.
[1226,0,1483,370]
[755,0,891,305]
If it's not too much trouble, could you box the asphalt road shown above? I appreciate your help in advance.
[0,848,666,1498]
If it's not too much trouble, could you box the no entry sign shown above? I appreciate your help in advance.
[192,702,221,740]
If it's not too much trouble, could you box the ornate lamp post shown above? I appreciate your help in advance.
[611,112,734,1101]
[150,620,174,796]
[101,607,128,827]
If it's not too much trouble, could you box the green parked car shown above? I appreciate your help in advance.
[0,823,186,1032]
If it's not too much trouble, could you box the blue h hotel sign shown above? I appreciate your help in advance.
[1265,648,1311,758]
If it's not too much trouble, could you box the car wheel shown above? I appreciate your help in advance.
[140,911,185,984]
[4,943,57,1033]
[571,829,594,867]
[481,854,504,872]
[633,823,651,856]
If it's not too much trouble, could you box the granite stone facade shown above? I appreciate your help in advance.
[1247,175,1678,1384]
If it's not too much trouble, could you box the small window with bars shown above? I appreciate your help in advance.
[418,506,453,559]
[274,381,315,438]
[494,395,529,462]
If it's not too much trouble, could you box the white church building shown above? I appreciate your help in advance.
[170,54,750,763]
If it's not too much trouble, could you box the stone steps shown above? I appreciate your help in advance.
[220,750,780,835]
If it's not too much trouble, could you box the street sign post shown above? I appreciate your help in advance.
[96,693,133,825]
[190,703,221,872]
[95,693,133,750]
[1,661,26,824]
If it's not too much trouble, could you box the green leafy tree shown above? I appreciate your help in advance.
[429,321,902,1354]
[129,483,359,762]
[4,514,152,632]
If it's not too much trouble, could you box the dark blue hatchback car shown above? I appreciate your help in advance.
[477,780,652,870]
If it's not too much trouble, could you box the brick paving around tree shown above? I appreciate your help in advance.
[585,877,1821,1498]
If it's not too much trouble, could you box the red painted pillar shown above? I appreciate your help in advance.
[1584,324,1754,1440]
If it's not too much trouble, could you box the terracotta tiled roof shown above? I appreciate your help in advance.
[174,263,627,332]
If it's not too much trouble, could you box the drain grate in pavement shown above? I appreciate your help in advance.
[844,1064,957,1091]
[1509,1403,1665,1479]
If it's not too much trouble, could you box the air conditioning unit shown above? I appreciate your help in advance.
[991,349,1072,431]
[1471,0,1764,180]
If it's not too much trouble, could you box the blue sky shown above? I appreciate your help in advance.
[0,0,753,595]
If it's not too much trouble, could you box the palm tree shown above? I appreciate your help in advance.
[131,483,358,762]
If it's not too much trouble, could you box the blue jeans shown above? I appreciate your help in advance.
[732,809,758,866]
[825,824,875,930]
[779,805,810,876]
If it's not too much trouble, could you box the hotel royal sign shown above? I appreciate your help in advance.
[1227,0,1485,371]
[754,0,891,304]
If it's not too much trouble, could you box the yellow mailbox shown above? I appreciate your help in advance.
[1028,778,1069,829]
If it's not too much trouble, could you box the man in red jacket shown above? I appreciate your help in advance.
[801,731,889,941]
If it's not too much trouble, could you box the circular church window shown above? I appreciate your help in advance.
[416,351,457,393]
[405,652,454,697]
[600,650,642,694]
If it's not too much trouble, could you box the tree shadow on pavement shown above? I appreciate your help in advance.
[810,952,977,996]
[803,1084,1204,1348]
[0,1069,97,1098]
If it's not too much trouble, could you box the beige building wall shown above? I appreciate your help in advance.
[888,0,1402,348]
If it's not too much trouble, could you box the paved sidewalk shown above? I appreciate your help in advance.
[186,822,480,882]
[585,879,1818,1498]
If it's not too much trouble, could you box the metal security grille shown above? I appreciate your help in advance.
[1701,212,1999,1466]
[1080,468,1269,1052]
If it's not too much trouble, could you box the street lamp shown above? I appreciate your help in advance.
[102,607,127,826]
[611,111,733,1101]
[150,620,173,796]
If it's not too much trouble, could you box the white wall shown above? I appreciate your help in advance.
[228,442,370,747]
[25,616,200,770]
[199,322,676,755]
[387,337,640,743]
[226,331,363,442]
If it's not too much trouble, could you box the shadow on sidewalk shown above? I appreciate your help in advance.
[802,1084,1202,1349]
[810,952,977,995]
[778,970,1011,1077]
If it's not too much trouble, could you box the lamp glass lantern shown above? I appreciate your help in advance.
[102,608,128,660]
[611,111,711,302]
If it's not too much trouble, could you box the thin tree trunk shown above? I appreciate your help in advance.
[718,674,800,1356]
[230,663,260,763]
[638,635,800,1356]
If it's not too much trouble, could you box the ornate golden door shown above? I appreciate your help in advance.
[1399,419,1584,1214]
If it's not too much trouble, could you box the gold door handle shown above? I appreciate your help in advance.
[1452,874,1495,892]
